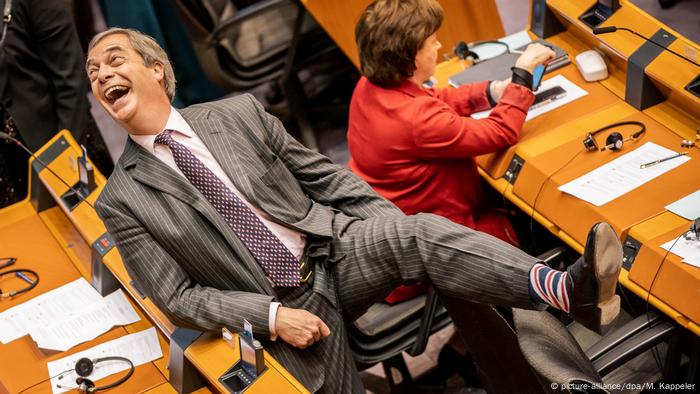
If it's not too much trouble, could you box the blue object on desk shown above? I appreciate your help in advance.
[533,64,546,91]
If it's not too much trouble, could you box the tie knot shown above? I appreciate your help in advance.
[154,129,174,146]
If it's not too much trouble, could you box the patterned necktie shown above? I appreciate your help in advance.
[155,129,300,287]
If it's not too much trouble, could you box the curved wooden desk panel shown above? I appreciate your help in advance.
[511,104,699,244]
[626,213,700,331]
[301,0,504,69]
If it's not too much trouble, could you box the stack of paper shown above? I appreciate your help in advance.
[0,278,140,351]
[661,234,700,268]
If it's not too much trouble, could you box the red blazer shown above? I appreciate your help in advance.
[348,77,534,303]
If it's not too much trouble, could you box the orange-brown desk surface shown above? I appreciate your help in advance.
[0,202,167,394]
[186,333,309,394]
[432,3,700,335]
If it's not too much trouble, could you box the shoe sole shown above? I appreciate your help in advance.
[593,222,623,334]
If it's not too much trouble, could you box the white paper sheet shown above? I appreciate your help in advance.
[0,278,104,343]
[470,74,588,121]
[28,290,141,351]
[665,190,700,220]
[661,234,700,268]
[558,142,691,206]
[47,327,162,394]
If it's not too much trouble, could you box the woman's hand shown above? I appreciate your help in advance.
[514,43,556,73]
[490,77,511,102]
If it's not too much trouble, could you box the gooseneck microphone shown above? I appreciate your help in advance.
[0,131,94,209]
[593,26,700,68]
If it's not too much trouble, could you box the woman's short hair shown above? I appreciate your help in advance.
[355,0,443,88]
[87,28,177,101]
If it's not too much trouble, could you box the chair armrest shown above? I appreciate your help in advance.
[585,311,664,362]
[406,285,440,356]
[592,317,677,376]
[211,0,290,40]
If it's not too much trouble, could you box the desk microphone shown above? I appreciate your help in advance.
[593,26,700,68]
[0,131,94,209]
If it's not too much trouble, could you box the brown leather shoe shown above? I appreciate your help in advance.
[567,222,623,335]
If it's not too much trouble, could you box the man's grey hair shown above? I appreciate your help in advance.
[87,28,176,101]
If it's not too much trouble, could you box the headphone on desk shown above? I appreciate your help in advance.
[582,121,646,152]
[453,40,511,63]
[0,257,39,299]
[56,356,134,393]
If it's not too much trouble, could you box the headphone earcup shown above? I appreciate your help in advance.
[76,377,96,393]
[583,132,599,151]
[453,41,469,60]
[75,357,94,377]
[605,131,624,151]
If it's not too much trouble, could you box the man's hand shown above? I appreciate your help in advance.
[276,306,330,349]
[514,43,556,73]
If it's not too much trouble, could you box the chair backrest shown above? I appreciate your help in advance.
[174,0,316,91]
[513,308,610,394]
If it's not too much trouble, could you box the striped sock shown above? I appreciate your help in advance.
[528,263,570,313]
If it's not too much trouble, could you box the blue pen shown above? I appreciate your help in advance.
[16,271,35,285]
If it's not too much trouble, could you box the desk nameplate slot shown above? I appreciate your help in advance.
[622,235,642,271]
[504,154,525,185]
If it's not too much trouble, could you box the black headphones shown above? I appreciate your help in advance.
[582,121,646,152]
[453,40,511,63]
[0,257,39,299]
[56,356,134,393]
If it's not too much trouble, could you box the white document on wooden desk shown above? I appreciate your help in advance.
[47,327,162,394]
[470,74,588,121]
[558,142,691,206]
[661,235,700,268]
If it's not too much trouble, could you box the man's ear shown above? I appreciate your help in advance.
[153,62,165,82]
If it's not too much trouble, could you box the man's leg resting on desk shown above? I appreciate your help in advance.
[333,214,623,335]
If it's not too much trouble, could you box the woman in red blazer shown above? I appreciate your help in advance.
[349,0,554,303]
[348,0,555,389]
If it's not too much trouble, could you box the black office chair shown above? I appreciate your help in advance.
[514,308,679,393]
[173,0,352,149]
[349,285,452,393]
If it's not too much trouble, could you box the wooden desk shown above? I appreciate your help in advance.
[433,0,700,335]
[0,201,167,394]
[186,333,309,394]
[301,0,505,68]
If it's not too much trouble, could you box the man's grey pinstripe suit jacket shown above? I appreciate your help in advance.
[96,94,538,393]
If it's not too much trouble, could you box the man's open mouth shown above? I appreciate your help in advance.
[105,85,130,104]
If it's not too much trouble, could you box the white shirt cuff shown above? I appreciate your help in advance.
[269,302,281,341]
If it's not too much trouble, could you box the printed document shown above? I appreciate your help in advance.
[558,142,690,206]
[0,278,139,350]
[661,234,700,268]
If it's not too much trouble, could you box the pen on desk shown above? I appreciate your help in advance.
[639,151,689,169]
[16,271,35,285]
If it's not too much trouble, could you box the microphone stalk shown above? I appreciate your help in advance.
[593,26,700,68]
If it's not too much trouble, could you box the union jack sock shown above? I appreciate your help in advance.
[528,263,570,313]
